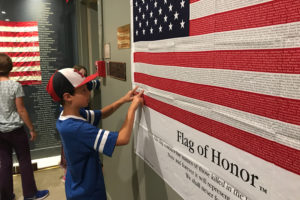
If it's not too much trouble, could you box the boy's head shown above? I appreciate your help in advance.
[0,53,13,76]
[46,68,98,103]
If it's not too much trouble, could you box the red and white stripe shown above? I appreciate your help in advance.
[133,0,300,177]
[0,21,41,85]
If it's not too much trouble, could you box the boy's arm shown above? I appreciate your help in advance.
[101,86,138,119]
[116,90,144,145]
[15,97,36,141]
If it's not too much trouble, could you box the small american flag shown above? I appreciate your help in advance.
[0,20,41,85]
[133,0,300,177]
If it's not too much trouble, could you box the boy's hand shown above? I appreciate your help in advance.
[122,86,139,102]
[130,90,144,110]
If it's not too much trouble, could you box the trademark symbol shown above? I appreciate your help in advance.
[259,186,267,194]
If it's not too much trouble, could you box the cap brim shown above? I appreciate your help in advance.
[76,72,98,88]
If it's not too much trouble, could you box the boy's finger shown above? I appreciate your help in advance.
[137,90,144,97]
[132,86,138,93]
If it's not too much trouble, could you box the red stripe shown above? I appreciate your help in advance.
[0,31,39,37]
[134,48,300,74]
[19,80,42,85]
[144,95,300,175]
[134,72,300,126]
[13,61,40,67]
[0,41,39,47]
[0,21,37,27]
[190,0,300,36]
[9,71,41,77]
[6,52,40,57]
[190,0,199,3]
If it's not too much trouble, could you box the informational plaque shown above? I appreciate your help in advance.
[108,62,126,81]
[117,24,130,49]
[132,0,300,200]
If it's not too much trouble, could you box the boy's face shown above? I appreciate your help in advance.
[72,84,90,108]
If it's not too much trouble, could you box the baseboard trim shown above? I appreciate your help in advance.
[13,155,61,174]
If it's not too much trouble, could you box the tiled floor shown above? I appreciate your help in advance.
[13,166,66,200]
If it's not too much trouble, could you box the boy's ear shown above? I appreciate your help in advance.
[62,92,73,102]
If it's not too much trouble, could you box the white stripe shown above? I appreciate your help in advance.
[85,110,90,122]
[0,26,38,32]
[135,63,300,100]
[94,129,103,150]
[133,21,300,52]
[190,0,273,20]
[98,131,110,153]
[0,47,40,52]
[11,56,40,62]
[90,110,95,125]
[11,66,41,72]
[9,76,41,81]
[59,114,86,121]
[0,36,39,42]
[134,83,300,150]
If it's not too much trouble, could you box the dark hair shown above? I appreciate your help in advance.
[60,86,75,105]
[0,53,13,76]
[73,65,88,77]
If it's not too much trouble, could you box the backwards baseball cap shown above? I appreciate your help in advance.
[46,68,98,102]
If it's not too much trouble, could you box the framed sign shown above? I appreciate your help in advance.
[108,62,126,81]
[117,24,130,49]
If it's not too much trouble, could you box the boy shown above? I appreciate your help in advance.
[46,68,143,200]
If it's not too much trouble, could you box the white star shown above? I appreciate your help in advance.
[169,22,173,30]
[180,20,185,28]
[143,29,145,35]
[142,13,145,19]
[146,4,149,10]
[174,12,179,20]
[150,27,153,34]
[136,30,138,35]
[164,15,168,22]
[154,18,158,25]
[150,11,153,18]
[180,0,185,8]
[154,1,158,8]
[146,20,149,26]
[139,7,141,13]
[164,0,167,4]
[139,22,142,28]
[142,0,145,4]
[135,1,138,7]
[135,16,138,21]
[159,8,162,15]
[159,25,163,32]
[169,4,173,12]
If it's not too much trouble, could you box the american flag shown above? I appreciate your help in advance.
[0,21,41,85]
[133,0,300,177]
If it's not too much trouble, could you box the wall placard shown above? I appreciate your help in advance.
[117,24,130,49]
[108,62,126,81]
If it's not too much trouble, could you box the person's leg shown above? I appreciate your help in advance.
[11,127,37,197]
[0,132,14,200]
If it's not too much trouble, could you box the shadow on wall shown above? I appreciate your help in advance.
[131,107,175,200]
